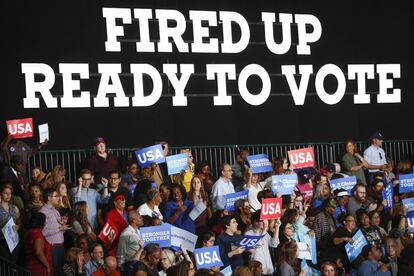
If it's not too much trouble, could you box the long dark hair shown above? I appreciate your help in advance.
[278,240,300,273]
[73,201,90,233]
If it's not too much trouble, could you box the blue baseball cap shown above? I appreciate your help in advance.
[371,132,384,140]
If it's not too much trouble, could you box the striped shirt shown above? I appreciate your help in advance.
[39,203,64,245]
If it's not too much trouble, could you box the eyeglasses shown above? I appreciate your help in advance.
[109,177,120,180]
[82,178,92,181]
[379,153,383,160]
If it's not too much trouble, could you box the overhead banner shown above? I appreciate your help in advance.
[3,0,411,148]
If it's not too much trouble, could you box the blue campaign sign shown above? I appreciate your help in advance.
[382,182,393,211]
[345,230,367,262]
[271,174,297,195]
[330,176,357,195]
[403,197,414,212]
[407,211,414,233]
[301,259,320,276]
[399,173,414,194]
[194,246,223,269]
[247,154,273,174]
[140,224,171,247]
[135,144,165,168]
[166,153,188,175]
[220,266,232,276]
[225,190,249,212]
[236,235,263,250]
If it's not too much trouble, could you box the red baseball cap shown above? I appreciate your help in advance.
[113,194,125,202]
[95,137,105,146]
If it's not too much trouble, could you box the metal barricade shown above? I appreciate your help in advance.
[0,256,31,276]
[27,140,414,184]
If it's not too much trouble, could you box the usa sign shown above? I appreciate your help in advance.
[260,198,282,220]
[6,117,34,139]
[288,147,315,169]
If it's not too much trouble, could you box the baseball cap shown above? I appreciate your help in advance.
[95,137,105,146]
[113,194,125,202]
[371,132,384,140]
[334,188,349,198]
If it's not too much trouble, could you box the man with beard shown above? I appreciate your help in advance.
[347,183,377,217]
[85,244,105,276]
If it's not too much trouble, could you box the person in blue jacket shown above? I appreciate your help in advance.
[163,184,195,233]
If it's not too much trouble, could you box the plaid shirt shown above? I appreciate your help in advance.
[40,204,64,245]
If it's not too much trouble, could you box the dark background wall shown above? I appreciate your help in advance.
[2,0,414,149]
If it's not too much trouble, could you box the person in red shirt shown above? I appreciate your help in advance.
[24,212,53,276]
[104,194,128,256]
[88,137,119,187]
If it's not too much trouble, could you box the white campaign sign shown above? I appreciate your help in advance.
[38,123,49,143]
[2,218,19,252]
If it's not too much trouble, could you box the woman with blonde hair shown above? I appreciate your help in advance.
[43,165,66,190]
[62,247,85,276]
[180,149,195,192]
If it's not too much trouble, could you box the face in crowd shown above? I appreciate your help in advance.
[354,185,367,202]
[114,197,126,211]
[222,164,233,180]
[1,186,12,203]
[227,218,238,233]
[372,138,383,147]
[203,236,215,248]
[81,173,93,188]
[346,142,356,154]
[109,172,121,189]
[159,186,170,202]
[172,187,183,202]
[91,245,104,264]
[48,191,60,207]
[191,177,202,192]
[96,142,106,154]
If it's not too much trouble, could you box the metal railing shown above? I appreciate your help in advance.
[0,256,31,276]
[27,140,414,184]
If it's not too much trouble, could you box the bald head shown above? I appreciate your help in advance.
[104,256,117,272]
[128,210,143,227]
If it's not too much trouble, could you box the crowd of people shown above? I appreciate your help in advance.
[0,132,413,276]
